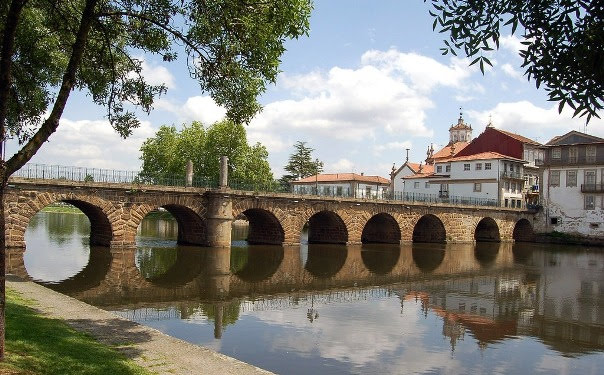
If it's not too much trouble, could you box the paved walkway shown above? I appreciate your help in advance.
[7,275,273,375]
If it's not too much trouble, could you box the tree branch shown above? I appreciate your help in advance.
[6,0,99,175]
[0,0,28,167]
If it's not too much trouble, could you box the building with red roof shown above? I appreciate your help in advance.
[291,172,391,199]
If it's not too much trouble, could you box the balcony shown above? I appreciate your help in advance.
[581,184,604,193]
[500,171,524,179]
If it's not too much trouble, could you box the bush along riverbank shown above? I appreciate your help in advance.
[1,288,150,375]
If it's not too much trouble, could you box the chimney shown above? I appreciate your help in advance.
[361,172,364,176]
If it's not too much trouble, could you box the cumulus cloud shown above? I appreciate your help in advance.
[16,117,156,170]
[501,63,523,80]
[181,96,227,125]
[140,59,176,89]
[468,101,604,143]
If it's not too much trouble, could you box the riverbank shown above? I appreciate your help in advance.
[5,276,272,375]
[535,231,604,246]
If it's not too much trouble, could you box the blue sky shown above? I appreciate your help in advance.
[11,0,604,178]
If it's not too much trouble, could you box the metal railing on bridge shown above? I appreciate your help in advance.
[11,163,512,209]
[11,163,218,188]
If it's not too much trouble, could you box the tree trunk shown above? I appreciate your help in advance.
[0,168,7,360]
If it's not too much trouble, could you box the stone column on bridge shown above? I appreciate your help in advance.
[186,160,194,187]
[219,156,228,188]
[205,192,233,247]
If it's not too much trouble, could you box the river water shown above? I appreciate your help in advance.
[8,211,604,374]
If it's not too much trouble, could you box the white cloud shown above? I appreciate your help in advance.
[181,96,227,125]
[500,35,524,55]
[140,59,176,89]
[16,117,156,170]
[501,63,523,80]
[360,49,472,92]
[327,158,355,172]
[468,101,604,143]
[373,141,412,153]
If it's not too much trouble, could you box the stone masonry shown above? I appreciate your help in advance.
[4,178,536,249]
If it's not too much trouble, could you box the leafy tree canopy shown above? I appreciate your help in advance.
[282,141,323,184]
[427,0,603,122]
[0,0,312,176]
[139,120,274,187]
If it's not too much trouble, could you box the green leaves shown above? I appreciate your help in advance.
[283,141,324,182]
[426,0,603,121]
[138,120,274,186]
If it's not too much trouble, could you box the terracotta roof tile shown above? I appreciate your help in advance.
[293,173,390,184]
[432,142,468,159]
[439,151,525,163]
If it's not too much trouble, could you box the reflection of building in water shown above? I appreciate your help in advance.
[137,216,178,239]
[396,273,528,351]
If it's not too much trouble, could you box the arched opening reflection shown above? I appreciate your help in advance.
[136,246,204,287]
[241,209,284,245]
[413,214,446,243]
[232,246,284,283]
[361,213,401,244]
[412,243,446,272]
[137,205,205,246]
[24,202,101,283]
[474,242,500,268]
[512,243,534,265]
[513,219,535,242]
[361,244,400,275]
[305,244,347,278]
[307,211,348,244]
[47,246,112,293]
[474,217,501,242]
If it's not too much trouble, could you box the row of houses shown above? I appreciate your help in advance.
[290,114,604,238]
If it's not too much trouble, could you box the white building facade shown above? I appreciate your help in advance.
[539,131,604,237]
[291,173,391,199]
[402,152,526,208]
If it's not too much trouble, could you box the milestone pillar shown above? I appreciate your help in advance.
[205,192,233,247]
[219,156,228,188]
[186,160,193,187]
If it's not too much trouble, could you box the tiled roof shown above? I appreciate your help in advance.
[293,173,390,184]
[439,151,525,163]
[495,128,541,146]
[402,164,434,179]
[406,162,422,172]
[544,130,604,145]
[432,141,468,160]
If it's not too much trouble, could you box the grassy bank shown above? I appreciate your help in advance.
[40,204,83,214]
[1,288,150,375]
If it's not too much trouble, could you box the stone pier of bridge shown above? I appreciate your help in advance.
[3,178,537,249]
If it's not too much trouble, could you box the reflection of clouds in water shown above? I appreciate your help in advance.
[251,297,455,370]
[536,354,573,375]
[24,213,90,282]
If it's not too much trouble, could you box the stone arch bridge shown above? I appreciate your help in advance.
[4,178,536,249]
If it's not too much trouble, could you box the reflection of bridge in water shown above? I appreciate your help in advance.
[6,242,604,355]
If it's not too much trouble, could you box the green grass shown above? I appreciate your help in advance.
[40,204,83,214]
[1,289,151,375]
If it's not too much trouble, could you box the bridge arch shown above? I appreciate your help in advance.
[307,210,348,244]
[232,246,284,282]
[513,218,535,242]
[240,208,285,245]
[9,192,116,248]
[474,217,501,242]
[361,213,401,244]
[129,197,206,246]
[305,244,348,278]
[361,244,400,275]
[413,214,446,243]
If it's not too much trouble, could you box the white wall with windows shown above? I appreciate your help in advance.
[292,181,390,199]
[402,156,526,207]
[541,166,604,236]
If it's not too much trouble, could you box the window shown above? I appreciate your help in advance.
[550,217,559,225]
[511,182,516,192]
[336,186,343,196]
[550,170,560,186]
[436,166,442,173]
[473,183,481,192]
[504,199,509,207]
[485,163,491,170]
[476,163,482,170]
[425,182,430,188]
[505,181,510,191]
[569,147,578,163]
[552,147,561,159]
[414,182,420,189]
[511,200,516,208]
[566,170,577,187]
[464,163,470,171]
[323,186,330,195]
[439,184,449,197]
[585,195,595,210]
[445,165,451,173]
[585,169,596,185]
[510,164,514,171]
[366,186,372,196]
[586,145,597,163]
[517,199,522,208]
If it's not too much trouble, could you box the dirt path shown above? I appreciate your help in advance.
[7,275,273,375]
